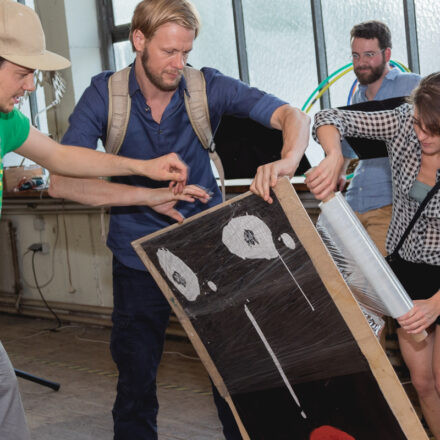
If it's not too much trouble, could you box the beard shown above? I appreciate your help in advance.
[141,48,182,92]
[354,55,387,85]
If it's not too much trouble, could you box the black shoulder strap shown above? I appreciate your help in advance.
[390,179,440,257]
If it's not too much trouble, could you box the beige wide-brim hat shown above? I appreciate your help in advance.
[0,0,70,71]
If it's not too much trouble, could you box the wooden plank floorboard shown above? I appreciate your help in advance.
[0,313,222,440]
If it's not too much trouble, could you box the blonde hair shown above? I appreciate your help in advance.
[129,0,200,50]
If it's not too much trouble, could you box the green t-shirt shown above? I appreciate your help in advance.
[0,109,31,216]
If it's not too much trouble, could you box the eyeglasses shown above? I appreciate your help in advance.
[350,49,385,62]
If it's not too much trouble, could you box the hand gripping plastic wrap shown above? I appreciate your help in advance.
[316,192,413,336]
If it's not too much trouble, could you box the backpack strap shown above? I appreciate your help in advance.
[105,65,226,201]
[106,66,132,155]
[100,66,132,241]
[183,66,226,202]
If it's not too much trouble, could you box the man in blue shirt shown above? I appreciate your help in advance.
[339,21,420,255]
[49,1,310,438]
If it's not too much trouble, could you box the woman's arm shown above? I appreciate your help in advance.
[306,106,405,200]
[305,125,345,201]
[16,126,188,183]
[312,106,402,144]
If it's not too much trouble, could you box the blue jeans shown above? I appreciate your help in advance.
[110,257,241,440]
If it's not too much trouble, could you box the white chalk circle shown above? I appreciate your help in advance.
[280,233,296,250]
[157,248,200,301]
[207,281,217,292]
[222,215,278,260]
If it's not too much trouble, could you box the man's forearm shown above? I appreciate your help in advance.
[50,146,148,178]
[271,104,310,164]
[49,175,158,207]
[17,127,185,182]
[18,128,143,178]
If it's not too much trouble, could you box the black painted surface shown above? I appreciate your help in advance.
[214,115,311,179]
[138,192,406,439]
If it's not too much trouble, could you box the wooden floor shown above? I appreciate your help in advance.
[0,313,224,440]
[0,312,434,440]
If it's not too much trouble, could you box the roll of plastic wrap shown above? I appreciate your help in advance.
[318,192,413,319]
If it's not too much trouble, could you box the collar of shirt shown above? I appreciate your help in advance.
[358,67,401,101]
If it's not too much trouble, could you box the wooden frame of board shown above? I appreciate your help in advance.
[132,177,427,440]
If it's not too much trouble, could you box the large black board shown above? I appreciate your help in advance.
[133,178,426,440]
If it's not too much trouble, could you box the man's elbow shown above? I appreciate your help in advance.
[275,104,310,129]
[293,106,311,126]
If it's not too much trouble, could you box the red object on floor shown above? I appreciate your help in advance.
[310,425,356,440]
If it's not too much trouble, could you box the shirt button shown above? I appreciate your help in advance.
[359,187,362,191]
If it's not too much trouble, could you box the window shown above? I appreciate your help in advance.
[321,0,408,107]
[415,0,440,76]
[101,0,435,168]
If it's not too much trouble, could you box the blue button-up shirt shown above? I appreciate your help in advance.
[341,68,420,213]
[62,63,286,270]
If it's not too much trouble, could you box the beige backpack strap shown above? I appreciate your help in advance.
[106,66,132,155]
[101,66,132,241]
[209,151,226,202]
[183,66,226,202]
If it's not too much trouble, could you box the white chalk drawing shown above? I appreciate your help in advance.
[223,215,314,311]
[245,304,307,419]
[222,215,278,259]
[157,248,200,301]
[280,233,296,250]
[207,281,217,292]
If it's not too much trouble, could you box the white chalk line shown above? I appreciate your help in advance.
[278,255,315,312]
[244,304,307,419]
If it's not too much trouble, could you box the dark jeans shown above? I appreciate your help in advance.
[110,257,241,440]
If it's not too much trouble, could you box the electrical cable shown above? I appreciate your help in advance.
[32,71,67,127]
[21,215,59,290]
[61,200,76,294]
[30,249,62,330]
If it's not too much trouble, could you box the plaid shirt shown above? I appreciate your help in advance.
[313,103,440,265]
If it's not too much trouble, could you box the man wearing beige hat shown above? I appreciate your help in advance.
[0,1,209,439]
[0,0,209,217]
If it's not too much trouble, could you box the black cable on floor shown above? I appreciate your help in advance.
[30,250,62,331]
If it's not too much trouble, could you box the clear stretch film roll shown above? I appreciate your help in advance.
[318,192,413,318]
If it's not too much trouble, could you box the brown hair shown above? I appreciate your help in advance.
[408,72,440,136]
[129,0,200,50]
[350,20,392,50]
